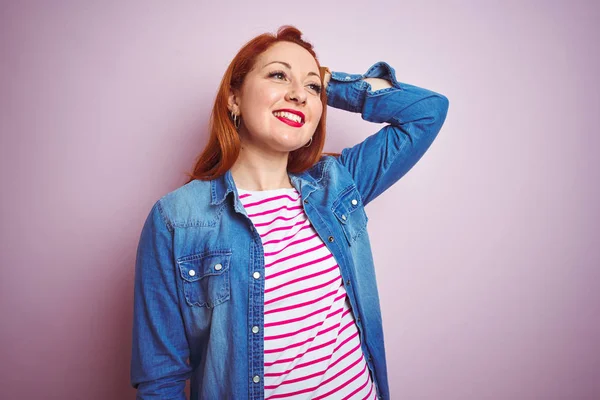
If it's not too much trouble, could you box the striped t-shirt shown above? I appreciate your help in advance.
[239,187,376,400]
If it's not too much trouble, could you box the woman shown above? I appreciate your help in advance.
[131,26,449,400]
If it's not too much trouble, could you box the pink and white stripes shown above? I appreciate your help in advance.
[239,187,376,400]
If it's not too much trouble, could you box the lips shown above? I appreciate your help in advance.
[273,109,305,127]
[274,114,304,128]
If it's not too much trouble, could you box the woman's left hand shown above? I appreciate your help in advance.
[320,66,331,92]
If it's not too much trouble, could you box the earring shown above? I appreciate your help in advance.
[231,112,240,130]
[304,137,313,148]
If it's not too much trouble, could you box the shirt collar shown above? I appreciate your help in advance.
[210,168,320,206]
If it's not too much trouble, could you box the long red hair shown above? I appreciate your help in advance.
[187,26,332,182]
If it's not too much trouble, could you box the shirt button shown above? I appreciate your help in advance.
[351,199,358,206]
[214,263,222,271]
[345,76,351,81]
[328,236,334,242]
[341,214,347,221]
[303,199,308,204]
[188,269,196,277]
[253,271,261,279]
[357,317,361,323]
[346,279,351,286]
[252,326,259,334]
[253,375,260,383]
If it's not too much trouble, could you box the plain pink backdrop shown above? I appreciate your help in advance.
[1,1,599,399]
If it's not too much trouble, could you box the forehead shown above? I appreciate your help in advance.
[255,41,319,73]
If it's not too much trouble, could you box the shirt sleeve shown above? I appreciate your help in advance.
[325,61,449,206]
[131,201,190,400]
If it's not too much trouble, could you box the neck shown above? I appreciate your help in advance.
[230,143,293,191]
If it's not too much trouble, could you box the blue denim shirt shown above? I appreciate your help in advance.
[131,61,449,399]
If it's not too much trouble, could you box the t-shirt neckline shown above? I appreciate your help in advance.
[237,187,298,196]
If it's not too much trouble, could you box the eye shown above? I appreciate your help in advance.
[268,70,287,80]
[308,83,322,94]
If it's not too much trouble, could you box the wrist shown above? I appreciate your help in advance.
[363,77,392,91]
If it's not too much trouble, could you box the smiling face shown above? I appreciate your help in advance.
[228,41,323,154]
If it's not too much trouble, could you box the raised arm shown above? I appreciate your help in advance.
[324,62,449,206]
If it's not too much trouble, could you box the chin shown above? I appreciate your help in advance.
[268,142,303,153]
[269,136,308,150]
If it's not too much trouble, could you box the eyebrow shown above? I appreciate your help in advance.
[263,61,320,78]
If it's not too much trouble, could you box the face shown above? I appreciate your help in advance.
[228,41,323,154]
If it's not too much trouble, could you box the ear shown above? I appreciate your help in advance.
[227,89,240,115]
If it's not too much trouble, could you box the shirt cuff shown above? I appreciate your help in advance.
[325,61,402,113]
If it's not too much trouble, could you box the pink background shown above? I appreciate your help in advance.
[1,1,599,399]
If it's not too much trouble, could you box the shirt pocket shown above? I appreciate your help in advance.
[331,185,368,245]
[176,250,231,308]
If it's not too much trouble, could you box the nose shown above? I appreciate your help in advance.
[285,82,307,105]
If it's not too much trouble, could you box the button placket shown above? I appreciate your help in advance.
[247,234,264,399]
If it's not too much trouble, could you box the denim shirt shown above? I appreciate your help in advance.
[131,61,449,400]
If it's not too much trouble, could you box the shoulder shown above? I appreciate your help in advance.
[154,180,215,228]
[303,154,341,178]
[307,154,354,187]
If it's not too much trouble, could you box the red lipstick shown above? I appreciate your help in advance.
[275,109,305,121]
[273,109,305,128]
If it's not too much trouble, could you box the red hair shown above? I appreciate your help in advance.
[187,26,333,182]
